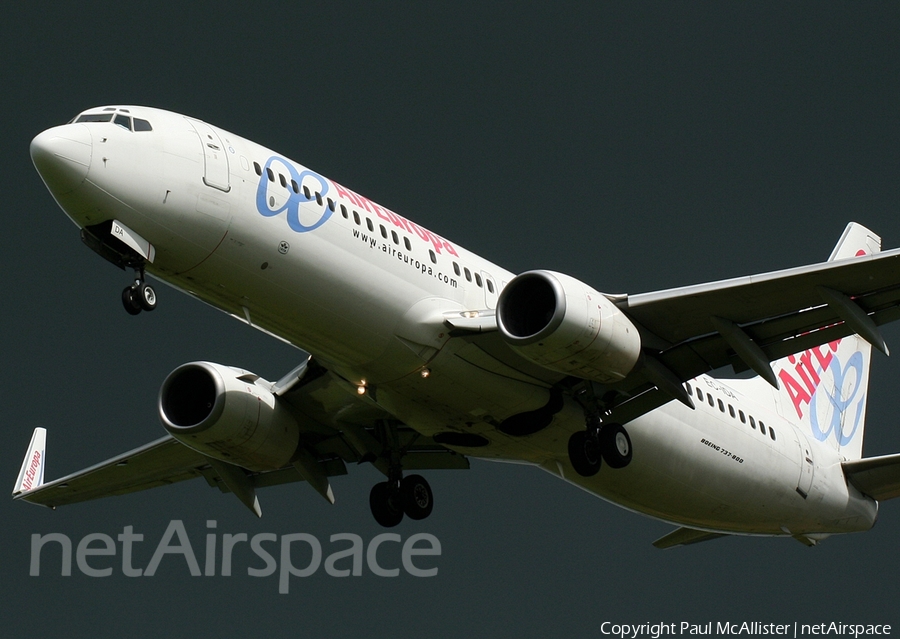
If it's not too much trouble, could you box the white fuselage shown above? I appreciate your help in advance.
[32,106,877,538]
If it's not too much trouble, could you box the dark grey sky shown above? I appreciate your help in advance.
[3,3,900,637]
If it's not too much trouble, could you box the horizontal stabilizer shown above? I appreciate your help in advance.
[843,453,900,500]
[652,526,728,549]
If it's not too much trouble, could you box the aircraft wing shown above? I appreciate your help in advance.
[14,434,209,508]
[623,247,900,384]
[13,365,469,516]
[454,228,900,425]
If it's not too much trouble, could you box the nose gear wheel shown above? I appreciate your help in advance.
[120,266,157,315]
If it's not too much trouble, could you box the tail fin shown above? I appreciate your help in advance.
[772,223,881,460]
[12,427,46,495]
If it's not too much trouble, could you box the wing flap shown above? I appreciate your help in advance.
[843,453,900,501]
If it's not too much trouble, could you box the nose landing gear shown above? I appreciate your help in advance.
[121,267,157,315]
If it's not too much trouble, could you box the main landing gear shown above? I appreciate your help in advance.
[121,266,157,315]
[369,474,434,527]
[364,420,435,527]
[567,415,633,477]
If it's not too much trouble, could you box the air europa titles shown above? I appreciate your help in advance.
[331,181,458,257]
[21,451,41,491]
[256,155,458,257]
[777,339,866,446]
[778,340,842,419]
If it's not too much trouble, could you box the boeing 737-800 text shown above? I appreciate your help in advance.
[15,106,900,548]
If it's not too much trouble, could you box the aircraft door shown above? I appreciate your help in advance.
[795,431,815,498]
[186,118,231,192]
[482,271,498,309]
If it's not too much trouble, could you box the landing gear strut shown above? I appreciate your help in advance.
[121,266,157,315]
[568,415,633,477]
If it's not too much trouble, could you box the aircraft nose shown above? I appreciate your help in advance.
[30,124,92,195]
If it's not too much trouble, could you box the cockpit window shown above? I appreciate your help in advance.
[76,113,114,123]
[72,111,153,131]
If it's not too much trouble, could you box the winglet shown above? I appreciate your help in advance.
[13,428,47,496]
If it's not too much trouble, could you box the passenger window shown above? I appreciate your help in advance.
[429,250,437,264]
[327,198,335,212]
[475,273,483,287]
[707,395,714,407]
[254,162,262,176]
[353,211,360,225]
[760,421,767,436]
[487,280,494,294]
[366,218,374,232]
[279,174,287,188]
[739,410,746,424]
[717,399,724,412]
[769,427,776,441]
[391,230,399,244]
[340,204,348,219]
[749,416,757,429]
[686,383,693,396]
[133,118,152,132]
[266,168,275,182]
[316,192,323,206]
[404,237,412,251]
[292,180,300,194]
[696,389,703,402]
[114,114,132,130]
[380,225,387,238]
[464,268,472,282]
[453,263,461,276]
[303,185,311,199]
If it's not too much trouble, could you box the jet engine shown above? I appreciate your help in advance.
[496,270,641,383]
[158,362,300,471]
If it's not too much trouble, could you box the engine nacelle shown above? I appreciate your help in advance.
[496,270,641,383]
[159,362,300,471]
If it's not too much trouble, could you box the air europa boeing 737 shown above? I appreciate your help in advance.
[15,105,900,547]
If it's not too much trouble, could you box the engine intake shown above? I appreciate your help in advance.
[159,362,300,471]
[497,270,641,383]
